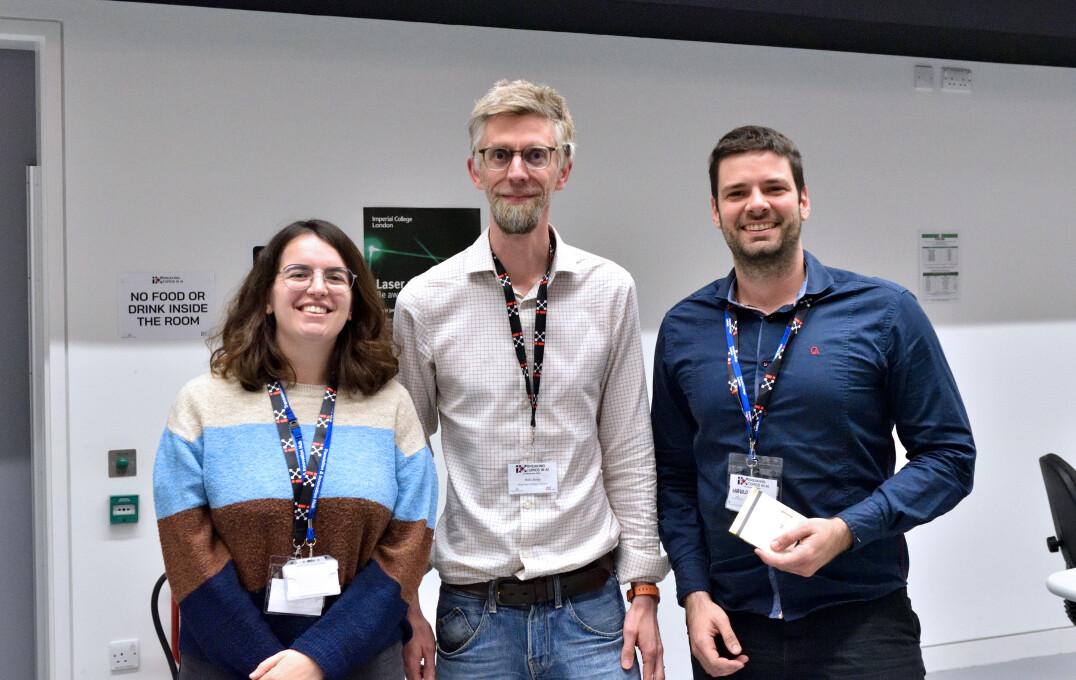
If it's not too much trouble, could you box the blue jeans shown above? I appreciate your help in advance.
[435,573,640,680]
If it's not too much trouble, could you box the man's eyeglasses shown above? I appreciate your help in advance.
[278,264,356,291]
[478,146,560,171]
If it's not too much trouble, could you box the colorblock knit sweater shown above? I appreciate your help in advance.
[154,373,437,679]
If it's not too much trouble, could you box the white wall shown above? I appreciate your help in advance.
[2,0,1075,676]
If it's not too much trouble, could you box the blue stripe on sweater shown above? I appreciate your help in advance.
[156,423,425,516]
[153,429,207,519]
[393,445,438,526]
[176,561,285,676]
[289,558,408,679]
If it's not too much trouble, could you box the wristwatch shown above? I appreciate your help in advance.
[626,582,660,603]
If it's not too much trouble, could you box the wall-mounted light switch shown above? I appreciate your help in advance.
[914,64,933,91]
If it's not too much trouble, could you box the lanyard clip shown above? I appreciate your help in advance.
[293,539,316,559]
[747,442,759,476]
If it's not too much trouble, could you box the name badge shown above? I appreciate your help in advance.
[508,462,558,495]
[264,555,334,617]
[725,453,783,511]
[283,556,341,600]
[726,473,780,511]
[266,578,325,616]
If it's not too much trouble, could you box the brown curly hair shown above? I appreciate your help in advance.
[210,219,397,395]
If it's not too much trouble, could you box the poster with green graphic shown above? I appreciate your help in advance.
[363,207,481,315]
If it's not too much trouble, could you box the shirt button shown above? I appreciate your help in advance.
[522,499,532,509]
[520,549,530,558]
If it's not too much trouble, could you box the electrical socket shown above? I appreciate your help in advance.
[941,67,972,92]
[109,639,139,671]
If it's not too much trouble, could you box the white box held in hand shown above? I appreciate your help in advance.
[729,487,807,555]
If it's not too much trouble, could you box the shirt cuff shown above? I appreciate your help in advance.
[669,555,711,605]
[837,497,887,549]
[613,545,670,585]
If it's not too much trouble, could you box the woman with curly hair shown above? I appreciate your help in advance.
[154,219,436,679]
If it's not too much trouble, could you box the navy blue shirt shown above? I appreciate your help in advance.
[652,251,975,620]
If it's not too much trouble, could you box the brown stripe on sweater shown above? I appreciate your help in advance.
[210,498,294,590]
[166,497,425,601]
[306,498,393,583]
[210,497,399,591]
[157,506,232,602]
[372,520,435,603]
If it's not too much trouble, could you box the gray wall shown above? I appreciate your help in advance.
[0,46,37,680]
[1,0,1075,676]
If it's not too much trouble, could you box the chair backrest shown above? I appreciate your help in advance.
[1040,453,1076,570]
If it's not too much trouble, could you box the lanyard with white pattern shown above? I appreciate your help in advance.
[491,239,556,428]
[268,381,337,551]
[724,299,811,471]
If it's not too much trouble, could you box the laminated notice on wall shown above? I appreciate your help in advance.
[119,272,215,340]
[919,232,959,303]
[364,207,480,316]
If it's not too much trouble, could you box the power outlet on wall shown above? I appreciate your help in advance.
[109,639,139,671]
[941,67,972,92]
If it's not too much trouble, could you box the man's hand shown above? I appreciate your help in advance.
[755,517,853,578]
[684,591,748,677]
[403,596,436,680]
[249,650,324,680]
[621,592,664,680]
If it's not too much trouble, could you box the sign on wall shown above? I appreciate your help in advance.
[119,272,215,339]
[918,232,960,303]
[363,207,481,315]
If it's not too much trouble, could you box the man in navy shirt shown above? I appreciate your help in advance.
[652,126,975,679]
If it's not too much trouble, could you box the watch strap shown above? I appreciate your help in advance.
[626,582,660,603]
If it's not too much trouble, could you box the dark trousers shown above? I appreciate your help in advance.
[692,588,925,680]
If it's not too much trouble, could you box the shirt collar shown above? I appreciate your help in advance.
[463,224,583,279]
[716,250,834,307]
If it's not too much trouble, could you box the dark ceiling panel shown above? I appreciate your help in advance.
[113,0,1076,68]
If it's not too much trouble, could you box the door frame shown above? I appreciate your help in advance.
[1,18,69,680]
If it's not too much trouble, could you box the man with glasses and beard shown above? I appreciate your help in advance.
[394,80,669,680]
[652,126,976,679]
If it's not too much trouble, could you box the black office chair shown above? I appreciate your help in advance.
[151,573,179,679]
[1039,453,1076,625]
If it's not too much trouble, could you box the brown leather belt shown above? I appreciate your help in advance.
[450,553,615,606]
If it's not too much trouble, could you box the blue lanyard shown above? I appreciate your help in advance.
[268,381,337,549]
[724,300,810,467]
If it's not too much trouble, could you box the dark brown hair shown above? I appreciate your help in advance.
[708,125,805,199]
[210,219,397,395]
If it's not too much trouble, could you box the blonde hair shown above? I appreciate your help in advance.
[468,80,576,164]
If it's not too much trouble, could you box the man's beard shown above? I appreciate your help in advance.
[721,212,802,278]
[490,193,546,235]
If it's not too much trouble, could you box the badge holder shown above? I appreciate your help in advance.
[264,543,340,617]
[726,453,783,511]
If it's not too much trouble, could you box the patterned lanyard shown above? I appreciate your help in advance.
[491,239,556,428]
[267,381,338,552]
[724,299,811,469]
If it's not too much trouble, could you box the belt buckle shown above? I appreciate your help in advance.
[492,577,517,606]
[493,576,555,606]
